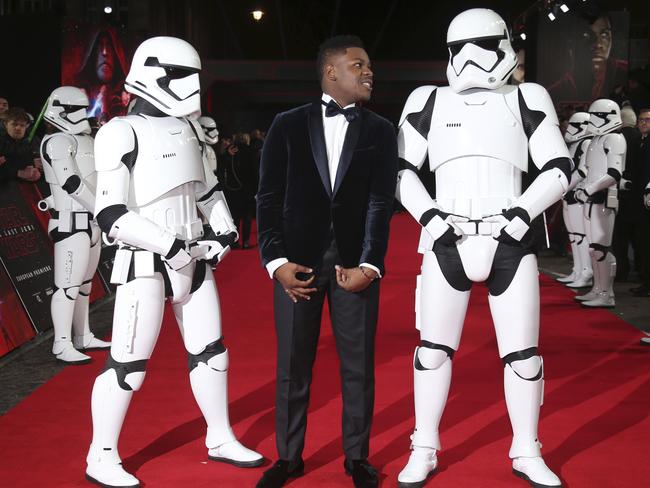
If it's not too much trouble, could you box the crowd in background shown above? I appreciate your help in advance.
[0,93,266,250]
[558,97,650,297]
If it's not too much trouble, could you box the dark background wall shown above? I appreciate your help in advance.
[0,0,648,131]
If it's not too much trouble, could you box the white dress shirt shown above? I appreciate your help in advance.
[265,93,381,280]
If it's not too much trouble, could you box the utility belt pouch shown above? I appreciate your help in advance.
[110,248,133,284]
[74,212,89,231]
[133,250,155,278]
[58,211,73,233]
[606,186,618,210]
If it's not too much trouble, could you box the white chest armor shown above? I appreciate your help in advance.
[428,86,527,219]
[584,135,610,186]
[122,115,206,241]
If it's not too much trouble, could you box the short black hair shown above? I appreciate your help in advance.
[316,35,365,80]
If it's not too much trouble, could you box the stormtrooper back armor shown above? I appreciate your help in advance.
[395,9,567,488]
[40,86,109,364]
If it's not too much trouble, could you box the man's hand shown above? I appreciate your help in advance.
[17,166,41,182]
[335,265,377,293]
[0,155,6,166]
[275,262,317,303]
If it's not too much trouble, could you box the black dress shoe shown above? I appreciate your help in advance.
[344,459,378,488]
[630,285,650,297]
[256,459,304,488]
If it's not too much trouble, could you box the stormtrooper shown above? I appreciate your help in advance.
[395,9,569,488]
[197,115,232,241]
[40,86,111,364]
[574,99,626,308]
[557,112,593,288]
[85,37,263,488]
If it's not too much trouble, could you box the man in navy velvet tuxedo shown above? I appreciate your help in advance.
[256,35,398,488]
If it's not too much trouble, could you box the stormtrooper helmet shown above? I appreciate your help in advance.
[44,86,91,135]
[198,116,219,144]
[125,36,201,117]
[564,112,591,143]
[588,99,622,136]
[446,8,518,93]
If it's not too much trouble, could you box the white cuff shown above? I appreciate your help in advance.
[360,263,381,279]
[266,258,288,279]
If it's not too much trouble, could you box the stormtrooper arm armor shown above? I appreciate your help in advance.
[396,86,459,242]
[644,182,650,208]
[196,174,238,246]
[93,119,190,268]
[46,134,96,214]
[584,133,626,196]
[567,139,590,191]
[505,83,572,240]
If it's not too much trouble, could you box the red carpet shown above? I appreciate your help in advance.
[1,213,648,487]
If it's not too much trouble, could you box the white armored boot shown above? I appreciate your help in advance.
[189,348,264,467]
[86,369,141,487]
[397,346,451,487]
[51,287,91,364]
[504,357,561,488]
[567,236,593,288]
[582,252,616,308]
[398,446,438,488]
[72,285,111,350]
[574,261,601,301]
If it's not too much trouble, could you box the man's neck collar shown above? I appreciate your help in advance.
[321,93,355,109]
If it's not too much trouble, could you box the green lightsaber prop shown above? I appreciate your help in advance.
[27,97,48,144]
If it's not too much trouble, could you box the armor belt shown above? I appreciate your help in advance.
[454,220,503,236]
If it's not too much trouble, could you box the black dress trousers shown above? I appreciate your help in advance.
[273,236,379,462]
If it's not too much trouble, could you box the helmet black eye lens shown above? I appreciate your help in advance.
[472,39,501,51]
[448,44,463,56]
[165,67,195,80]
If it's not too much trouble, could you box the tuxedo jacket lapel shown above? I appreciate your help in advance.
[333,114,361,197]
[307,102,332,198]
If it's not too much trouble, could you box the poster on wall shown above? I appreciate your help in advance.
[0,183,55,334]
[536,10,630,115]
[0,262,36,357]
[61,21,132,126]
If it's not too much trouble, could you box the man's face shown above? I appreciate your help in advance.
[5,119,27,140]
[638,111,650,136]
[590,16,612,64]
[95,34,115,82]
[512,49,525,85]
[329,47,373,105]
[0,98,8,115]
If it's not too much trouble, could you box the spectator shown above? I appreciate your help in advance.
[0,107,41,183]
[629,108,650,297]
[0,96,9,136]
[612,106,641,281]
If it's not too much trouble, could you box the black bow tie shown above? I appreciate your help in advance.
[322,100,360,122]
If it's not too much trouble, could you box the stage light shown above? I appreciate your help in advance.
[560,3,569,13]
[520,32,527,41]
[104,6,112,14]
[251,9,264,21]
[547,11,556,21]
